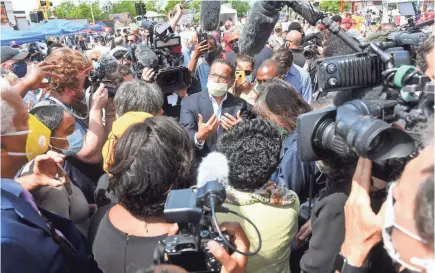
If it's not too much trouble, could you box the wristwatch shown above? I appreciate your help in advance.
[334,252,370,273]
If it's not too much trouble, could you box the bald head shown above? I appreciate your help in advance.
[257,59,285,82]
[286,30,303,49]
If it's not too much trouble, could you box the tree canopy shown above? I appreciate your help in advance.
[319,0,351,14]
[54,0,252,22]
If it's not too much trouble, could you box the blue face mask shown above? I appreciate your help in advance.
[51,129,84,156]
[12,61,27,78]
[246,75,253,83]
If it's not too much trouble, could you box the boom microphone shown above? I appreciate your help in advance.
[135,44,159,69]
[197,152,230,188]
[239,1,280,56]
[199,0,221,31]
[98,53,119,80]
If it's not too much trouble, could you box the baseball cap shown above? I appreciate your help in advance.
[1,46,30,63]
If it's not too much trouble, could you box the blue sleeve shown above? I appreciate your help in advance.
[302,72,313,104]
[271,147,305,195]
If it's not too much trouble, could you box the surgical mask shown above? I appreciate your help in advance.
[12,61,27,78]
[207,80,228,97]
[1,114,51,161]
[246,75,253,83]
[382,183,435,273]
[50,128,84,156]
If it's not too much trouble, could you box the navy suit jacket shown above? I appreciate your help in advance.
[1,178,99,273]
[179,90,249,159]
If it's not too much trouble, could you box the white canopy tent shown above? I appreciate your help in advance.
[220,4,238,25]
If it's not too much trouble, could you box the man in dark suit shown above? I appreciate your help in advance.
[180,59,249,159]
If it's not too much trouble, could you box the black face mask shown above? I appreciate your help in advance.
[204,51,218,63]
[12,61,27,78]
[231,42,240,54]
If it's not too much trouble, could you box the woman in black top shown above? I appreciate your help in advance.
[89,116,196,273]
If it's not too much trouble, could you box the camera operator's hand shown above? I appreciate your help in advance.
[91,83,109,111]
[192,40,210,60]
[142,67,156,82]
[221,111,242,131]
[340,158,386,267]
[197,114,218,142]
[22,61,61,90]
[207,222,250,273]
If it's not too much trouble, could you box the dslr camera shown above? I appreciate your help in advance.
[303,38,322,60]
[154,181,233,273]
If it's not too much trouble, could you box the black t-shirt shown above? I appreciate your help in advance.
[289,48,307,68]
[90,206,167,273]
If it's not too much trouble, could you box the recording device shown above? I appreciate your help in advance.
[155,152,261,272]
[197,32,208,44]
[141,19,181,49]
[89,54,123,97]
[135,23,190,94]
[199,1,221,31]
[303,38,322,60]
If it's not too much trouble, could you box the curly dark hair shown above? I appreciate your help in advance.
[216,119,282,191]
[108,116,196,218]
[45,48,92,94]
[271,48,294,73]
[417,35,434,74]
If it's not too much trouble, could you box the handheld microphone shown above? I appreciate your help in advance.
[239,1,280,56]
[196,152,229,209]
[199,1,221,31]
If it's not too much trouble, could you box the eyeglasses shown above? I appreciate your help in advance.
[209,72,231,83]
[128,40,135,43]
[229,39,239,45]
[79,66,93,77]
[236,70,252,76]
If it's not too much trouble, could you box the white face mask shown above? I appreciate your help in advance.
[382,183,435,273]
[207,80,229,97]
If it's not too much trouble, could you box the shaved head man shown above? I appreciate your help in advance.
[286,30,303,49]
[256,59,286,87]
[286,30,306,67]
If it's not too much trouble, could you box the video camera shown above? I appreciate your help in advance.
[88,54,123,98]
[154,181,261,272]
[136,19,191,94]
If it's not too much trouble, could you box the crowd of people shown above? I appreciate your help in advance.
[1,3,434,273]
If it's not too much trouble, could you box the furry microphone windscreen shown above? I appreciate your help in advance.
[135,44,159,69]
[239,1,280,56]
[197,152,230,188]
[99,53,119,80]
[199,1,221,31]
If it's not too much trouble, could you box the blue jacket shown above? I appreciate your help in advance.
[270,133,315,203]
[1,178,100,273]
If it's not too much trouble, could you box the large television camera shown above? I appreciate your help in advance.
[136,19,191,94]
[154,181,261,272]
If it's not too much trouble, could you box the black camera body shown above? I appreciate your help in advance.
[159,228,232,272]
[155,182,233,272]
[297,99,416,163]
[315,47,411,94]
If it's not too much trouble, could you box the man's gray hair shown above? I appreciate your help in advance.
[228,24,244,36]
[1,94,16,135]
[114,80,164,116]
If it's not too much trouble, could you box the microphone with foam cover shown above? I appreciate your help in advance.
[239,1,280,56]
[197,152,230,188]
[196,152,229,210]
[199,0,221,31]
[98,53,119,80]
[135,44,159,69]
